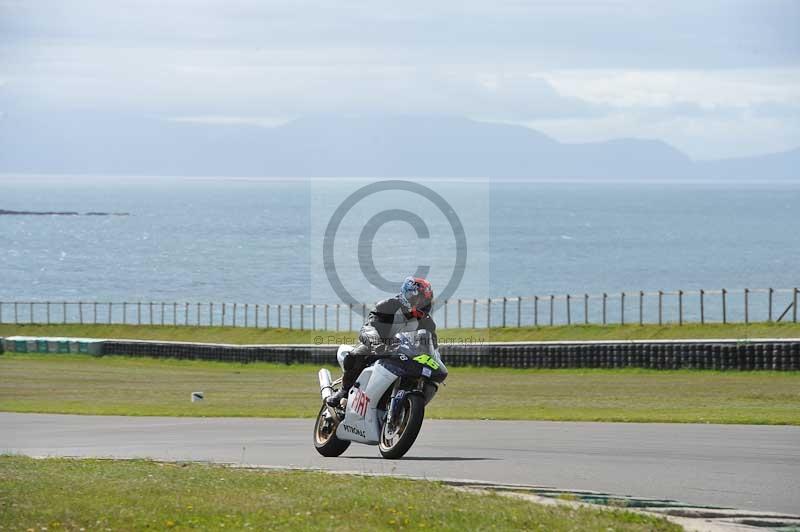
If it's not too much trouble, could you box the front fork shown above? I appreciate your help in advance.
[387,381,405,427]
[387,378,427,426]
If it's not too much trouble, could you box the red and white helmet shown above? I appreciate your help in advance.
[401,276,433,312]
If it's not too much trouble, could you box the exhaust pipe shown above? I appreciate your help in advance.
[318,368,334,400]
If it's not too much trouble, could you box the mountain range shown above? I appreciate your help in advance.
[1,113,797,180]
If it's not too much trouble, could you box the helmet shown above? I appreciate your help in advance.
[400,276,433,313]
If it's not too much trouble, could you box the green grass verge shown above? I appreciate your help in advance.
[2,321,800,345]
[0,456,680,532]
[1,354,798,424]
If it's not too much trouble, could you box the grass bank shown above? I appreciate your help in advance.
[0,456,679,531]
[1,354,798,424]
[2,321,800,345]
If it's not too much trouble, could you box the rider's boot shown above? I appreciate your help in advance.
[326,370,356,407]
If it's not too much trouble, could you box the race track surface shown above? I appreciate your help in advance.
[2,413,798,514]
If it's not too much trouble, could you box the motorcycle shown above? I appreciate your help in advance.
[313,329,448,459]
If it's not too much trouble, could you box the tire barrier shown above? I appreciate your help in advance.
[102,338,800,370]
[3,337,799,370]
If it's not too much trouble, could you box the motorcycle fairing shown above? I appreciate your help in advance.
[335,361,398,444]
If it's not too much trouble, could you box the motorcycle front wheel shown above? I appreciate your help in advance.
[379,393,425,459]
[313,404,350,457]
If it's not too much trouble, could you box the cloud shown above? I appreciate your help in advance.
[1,0,798,159]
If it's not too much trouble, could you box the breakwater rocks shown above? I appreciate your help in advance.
[0,209,129,216]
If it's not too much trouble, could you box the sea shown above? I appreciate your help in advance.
[2,176,798,326]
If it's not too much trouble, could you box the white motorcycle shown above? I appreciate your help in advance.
[313,329,448,459]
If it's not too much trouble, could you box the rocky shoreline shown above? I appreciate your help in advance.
[0,209,129,216]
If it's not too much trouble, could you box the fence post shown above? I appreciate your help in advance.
[0,302,3,324]
[300,304,304,331]
[78,302,83,324]
[458,299,462,328]
[444,300,448,328]
[245,303,249,328]
[324,304,328,331]
[700,289,705,324]
[566,294,571,325]
[185,302,189,326]
[584,294,589,325]
[639,290,644,326]
[549,295,554,326]
[93,302,98,324]
[487,298,492,328]
[172,302,177,325]
[108,302,113,324]
[160,302,165,326]
[502,297,507,328]
[312,304,316,331]
[678,290,684,325]
[348,304,353,331]
[517,297,522,328]
[534,296,539,327]
[335,304,340,331]
[794,287,798,323]
[278,304,282,328]
[233,303,238,327]
[266,304,270,329]
[46,301,51,324]
[138,302,142,325]
[602,293,607,325]
[620,292,625,325]
[64,301,68,324]
[768,288,774,322]
[30,302,35,324]
[472,299,477,329]
[149,302,153,325]
[289,305,293,330]
[721,289,727,324]
[210,302,214,326]
[658,291,663,325]
[222,303,227,327]
[744,288,749,324]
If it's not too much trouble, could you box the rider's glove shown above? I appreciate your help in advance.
[359,326,382,348]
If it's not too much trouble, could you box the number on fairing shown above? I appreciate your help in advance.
[413,354,439,370]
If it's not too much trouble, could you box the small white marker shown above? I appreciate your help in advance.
[191,391,204,402]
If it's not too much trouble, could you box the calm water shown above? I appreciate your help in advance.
[1,177,798,325]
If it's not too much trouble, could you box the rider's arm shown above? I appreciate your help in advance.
[361,298,403,343]
[417,313,438,348]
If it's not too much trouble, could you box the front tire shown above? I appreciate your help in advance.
[313,404,350,457]
[379,394,425,459]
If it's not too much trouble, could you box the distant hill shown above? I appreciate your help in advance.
[0,112,796,180]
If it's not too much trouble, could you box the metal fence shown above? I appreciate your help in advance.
[1,287,797,330]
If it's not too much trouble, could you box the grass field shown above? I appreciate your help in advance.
[2,321,800,345]
[0,456,679,531]
[1,354,798,424]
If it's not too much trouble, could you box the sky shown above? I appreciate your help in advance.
[1,0,799,160]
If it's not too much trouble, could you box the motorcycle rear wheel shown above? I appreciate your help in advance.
[379,394,425,459]
[313,404,350,457]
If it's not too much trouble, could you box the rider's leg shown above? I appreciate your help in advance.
[327,343,370,406]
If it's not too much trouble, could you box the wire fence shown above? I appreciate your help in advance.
[1,287,797,330]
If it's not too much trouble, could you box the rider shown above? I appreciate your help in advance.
[326,276,437,407]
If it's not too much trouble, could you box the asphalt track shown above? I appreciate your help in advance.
[2,413,798,514]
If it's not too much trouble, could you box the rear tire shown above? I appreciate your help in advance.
[379,394,425,459]
[313,404,350,457]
